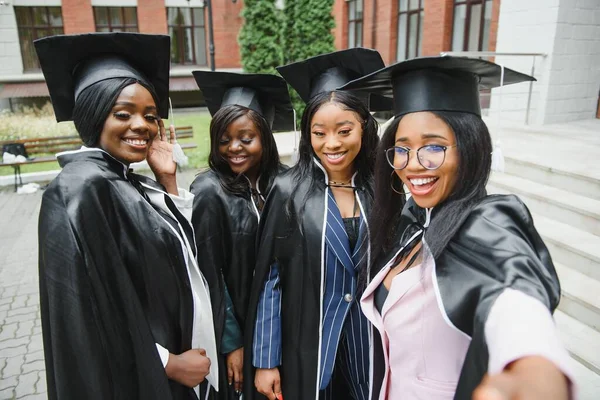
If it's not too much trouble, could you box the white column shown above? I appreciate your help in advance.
[490,0,600,125]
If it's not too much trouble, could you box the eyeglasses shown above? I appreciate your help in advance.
[385,144,457,170]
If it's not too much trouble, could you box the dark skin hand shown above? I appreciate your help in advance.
[165,348,211,388]
[473,356,569,400]
[227,347,244,393]
[148,119,178,195]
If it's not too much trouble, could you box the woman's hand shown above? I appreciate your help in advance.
[165,348,211,388]
[226,347,244,393]
[255,367,282,400]
[147,119,178,194]
[473,356,569,400]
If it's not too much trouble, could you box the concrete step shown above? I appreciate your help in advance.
[556,263,600,332]
[555,310,600,377]
[488,173,600,236]
[504,156,600,200]
[530,213,600,281]
[569,355,600,400]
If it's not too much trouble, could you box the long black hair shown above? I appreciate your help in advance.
[208,104,281,197]
[287,90,379,217]
[369,111,492,272]
[73,77,159,146]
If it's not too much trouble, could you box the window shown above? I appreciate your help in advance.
[168,7,207,66]
[14,7,64,72]
[94,7,138,32]
[452,0,493,51]
[396,0,423,61]
[347,0,363,48]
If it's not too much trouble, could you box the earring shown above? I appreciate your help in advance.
[390,171,410,195]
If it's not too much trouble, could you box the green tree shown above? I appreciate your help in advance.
[283,0,336,116]
[238,0,283,74]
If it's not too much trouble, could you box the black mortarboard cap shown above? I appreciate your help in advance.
[34,32,170,121]
[276,48,393,111]
[192,71,294,132]
[339,56,536,117]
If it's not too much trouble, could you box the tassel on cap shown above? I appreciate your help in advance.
[491,64,505,173]
[291,109,300,165]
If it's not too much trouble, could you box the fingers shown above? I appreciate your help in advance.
[227,362,234,386]
[233,365,243,392]
[273,378,282,400]
[197,348,206,356]
[158,118,166,142]
[169,124,177,144]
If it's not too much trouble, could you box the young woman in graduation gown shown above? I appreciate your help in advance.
[189,72,294,399]
[339,56,575,399]
[244,48,390,400]
[36,33,219,400]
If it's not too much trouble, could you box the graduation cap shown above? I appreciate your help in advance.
[338,56,536,117]
[276,48,393,111]
[192,71,295,132]
[34,32,171,122]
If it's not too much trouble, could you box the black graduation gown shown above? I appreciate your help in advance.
[368,195,561,400]
[38,150,199,400]
[242,168,374,400]
[190,168,284,399]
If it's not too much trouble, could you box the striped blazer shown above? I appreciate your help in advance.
[253,178,370,398]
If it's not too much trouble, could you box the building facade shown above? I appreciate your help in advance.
[333,0,500,64]
[0,0,244,108]
[1,0,598,123]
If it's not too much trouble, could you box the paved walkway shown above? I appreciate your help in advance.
[0,188,46,400]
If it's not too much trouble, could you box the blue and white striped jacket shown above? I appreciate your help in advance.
[253,174,370,397]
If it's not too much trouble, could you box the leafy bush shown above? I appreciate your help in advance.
[0,102,76,141]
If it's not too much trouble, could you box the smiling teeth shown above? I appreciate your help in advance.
[326,153,345,160]
[231,156,247,162]
[124,139,147,146]
[410,177,437,186]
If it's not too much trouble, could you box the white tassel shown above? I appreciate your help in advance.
[290,108,300,165]
[172,142,189,167]
[491,139,505,172]
[492,64,505,173]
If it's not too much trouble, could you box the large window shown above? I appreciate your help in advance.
[94,7,138,32]
[347,0,363,48]
[396,0,423,61]
[15,7,64,72]
[452,0,493,51]
[168,7,207,66]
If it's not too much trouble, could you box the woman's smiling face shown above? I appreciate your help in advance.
[97,83,159,165]
[394,111,459,209]
[218,113,263,176]
[310,102,363,178]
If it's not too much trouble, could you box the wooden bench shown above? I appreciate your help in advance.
[1,125,197,191]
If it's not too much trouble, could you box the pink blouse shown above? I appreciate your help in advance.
[361,244,575,400]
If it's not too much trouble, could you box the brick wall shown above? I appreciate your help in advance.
[488,0,501,52]
[374,0,397,64]
[422,0,454,56]
[210,0,243,69]
[62,0,95,34]
[333,0,347,50]
[138,0,168,34]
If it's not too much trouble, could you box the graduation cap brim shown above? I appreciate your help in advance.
[276,48,387,103]
[339,56,536,116]
[192,71,294,132]
[34,33,171,121]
